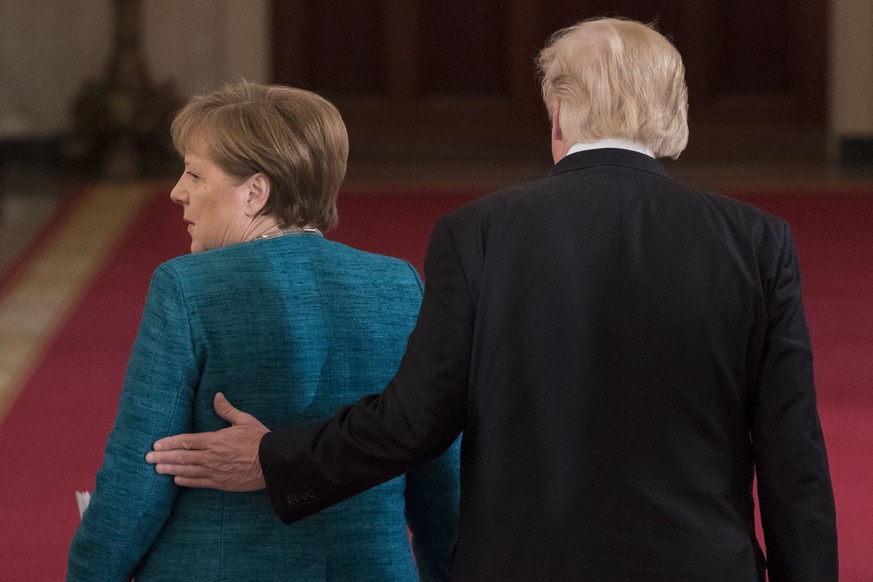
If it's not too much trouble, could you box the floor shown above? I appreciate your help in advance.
[0,160,76,279]
[3,147,873,283]
[1,142,872,582]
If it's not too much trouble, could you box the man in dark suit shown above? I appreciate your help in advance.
[147,16,837,581]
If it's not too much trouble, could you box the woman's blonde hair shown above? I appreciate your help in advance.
[537,17,689,159]
[171,80,348,230]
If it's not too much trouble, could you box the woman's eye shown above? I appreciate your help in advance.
[186,171,200,181]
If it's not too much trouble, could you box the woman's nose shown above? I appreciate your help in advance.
[169,179,185,204]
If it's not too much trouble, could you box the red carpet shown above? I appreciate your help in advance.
[0,184,870,580]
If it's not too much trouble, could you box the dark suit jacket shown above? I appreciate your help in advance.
[260,149,837,581]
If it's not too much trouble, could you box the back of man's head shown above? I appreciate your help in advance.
[537,17,689,159]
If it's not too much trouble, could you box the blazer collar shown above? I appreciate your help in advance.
[548,148,670,179]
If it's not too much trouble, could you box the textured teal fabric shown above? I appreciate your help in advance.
[67,234,461,581]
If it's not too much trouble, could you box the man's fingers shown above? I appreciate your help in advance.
[148,446,211,467]
[145,399,268,492]
[152,433,206,452]
[153,463,210,478]
[168,471,257,492]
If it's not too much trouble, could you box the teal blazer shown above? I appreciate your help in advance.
[67,234,461,581]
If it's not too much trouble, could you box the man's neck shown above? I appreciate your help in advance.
[567,139,654,158]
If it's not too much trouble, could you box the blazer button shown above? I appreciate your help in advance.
[286,488,316,505]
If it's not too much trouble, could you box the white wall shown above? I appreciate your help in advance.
[0,0,269,139]
[0,0,110,137]
[2,0,871,156]
[829,0,873,158]
[144,0,270,102]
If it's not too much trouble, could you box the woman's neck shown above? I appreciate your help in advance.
[240,215,282,243]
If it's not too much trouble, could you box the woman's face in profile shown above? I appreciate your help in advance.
[170,144,250,253]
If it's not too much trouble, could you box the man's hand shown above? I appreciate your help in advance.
[145,392,269,491]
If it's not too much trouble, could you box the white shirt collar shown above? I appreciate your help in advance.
[567,139,654,158]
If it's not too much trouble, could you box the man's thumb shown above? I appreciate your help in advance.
[214,392,247,425]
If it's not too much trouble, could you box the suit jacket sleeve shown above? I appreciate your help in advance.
[66,264,199,581]
[750,222,838,581]
[260,216,471,523]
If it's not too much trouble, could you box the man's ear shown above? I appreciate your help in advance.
[550,102,569,163]
[551,102,564,142]
[243,173,271,216]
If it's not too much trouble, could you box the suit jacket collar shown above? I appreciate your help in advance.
[548,148,670,179]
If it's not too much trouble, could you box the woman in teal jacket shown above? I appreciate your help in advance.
[66,81,460,581]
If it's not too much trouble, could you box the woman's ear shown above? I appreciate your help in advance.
[243,173,271,216]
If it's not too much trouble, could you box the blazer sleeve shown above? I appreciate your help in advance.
[404,435,461,581]
[66,264,200,581]
[260,216,471,523]
[750,222,838,582]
